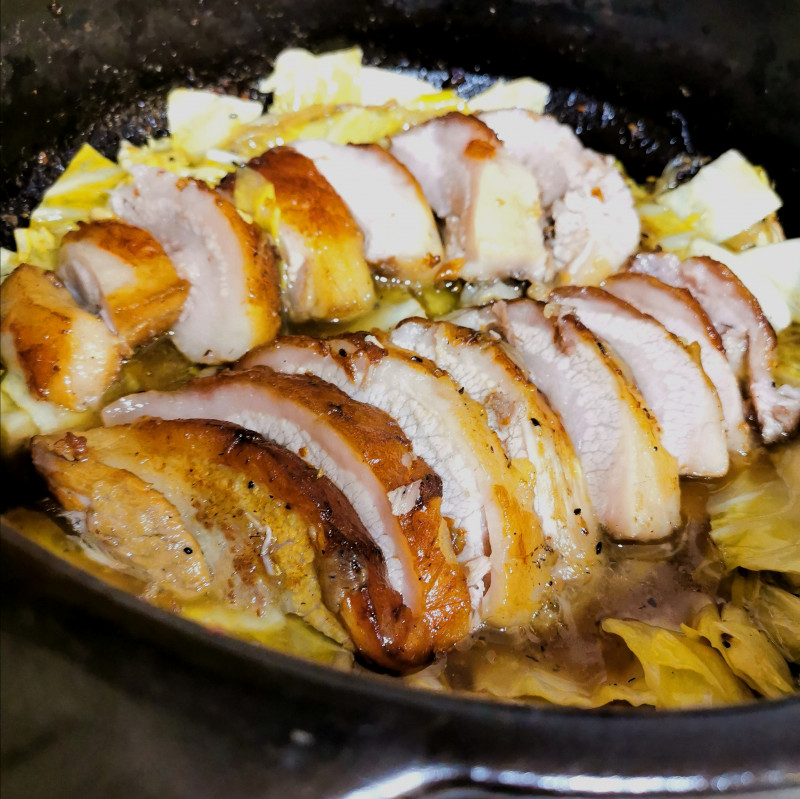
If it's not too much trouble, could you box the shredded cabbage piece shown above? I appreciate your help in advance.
[467,77,550,114]
[658,150,783,243]
[166,88,264,159]
[601,618,752,708]
[470,648,655,708]
[0,372,96,454]
[684,604,795,698]
[2,144,127,275]
[731,572,800,664]
[707,444,800,577]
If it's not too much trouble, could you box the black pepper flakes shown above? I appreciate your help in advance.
[530,418,540,427]
[573,508,581,515]
[248,480,255,489]
[183,547,193,554]
[595,541,603,554]
[338,348,347,357]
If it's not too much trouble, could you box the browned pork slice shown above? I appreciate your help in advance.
[549,286,729,477]
[388,318,600,584]
[58,219,189,355]
[389,112,551,285]
[102,368,471,658]
[452,300,681,541]
[291,140,444,283]
[628,253,800,443]
[1,264,122,411]
[603,273,751,454]
[237,147,375,322]
[240,334,553,629]
[110,166,280,363]
[479,109,640,285]
[32,418,434,671]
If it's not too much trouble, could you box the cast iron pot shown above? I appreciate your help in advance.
[1,2,799,797]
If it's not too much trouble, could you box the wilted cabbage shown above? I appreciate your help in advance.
[731,571,800,664]
[601,618,752,708]
[684,604,795,698]
[707,444,800,577]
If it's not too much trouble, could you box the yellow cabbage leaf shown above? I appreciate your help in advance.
[3,144,127,274]
[467,77,550,114]
[225,95,464,158]
[259,46,364,113]
[116,138,235,185]
[707,444,800,576]
[601,618,752,708]
[776,322,800,386]
[731,572,800,664]
[470,648,655,708]
[684,604,795,698]
[166,88,264,159]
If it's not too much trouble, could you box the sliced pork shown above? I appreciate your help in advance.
[389,112,551,285]
[602,272,751,454]
[102,368,471,660]
[111,166,281,363]
[239,147,375,322]
[1,264,122,411]
[240,334,553,628]
[628,253,800,443]
[452,300,681,541]
[549,286,729,477]
[388,318,600,584]
[58,219,189,355]
[33,418,436,671]
[479,109,640,285]
[291,140,444,283]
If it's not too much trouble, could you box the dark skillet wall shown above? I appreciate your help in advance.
[2,0,799,240]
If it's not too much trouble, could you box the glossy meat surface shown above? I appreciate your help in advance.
[291,140,444,283]
[102,369,471,662]
[111,166,281,363]
[389,318,600,584]
[243,147,375,322]
[479,109,640,284]
[457,300,681,541]
[390,113,551,284]
[58,219,189,354]
[33,418,437,670]
[603,272,751,454]
[241,333,552,628]
[549,286,728,476]
[629,253,800,444]
[0,264,122,411]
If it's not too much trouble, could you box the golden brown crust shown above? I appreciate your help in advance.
[190,181,282,348]
[173,366,471,656]
[61,219,190,352]
[34,417,432,671]
[0,264,122,410]
[244,148,374,322]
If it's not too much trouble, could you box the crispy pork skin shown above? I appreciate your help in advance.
[58,219,189,354]
[388,318,600,584]
[452,300,681,541]
[549,286,729,477]
[291,140,444,283]
[389,112,551,284]
[628,253,800,443]
[111,166,280,363]
[241,334,553,628]
[241,147,375,322]
[102,369,471,658]
[479,109,640,285]
[603,272,751,454]
[1,264,122,410]
[33,418,432,670]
